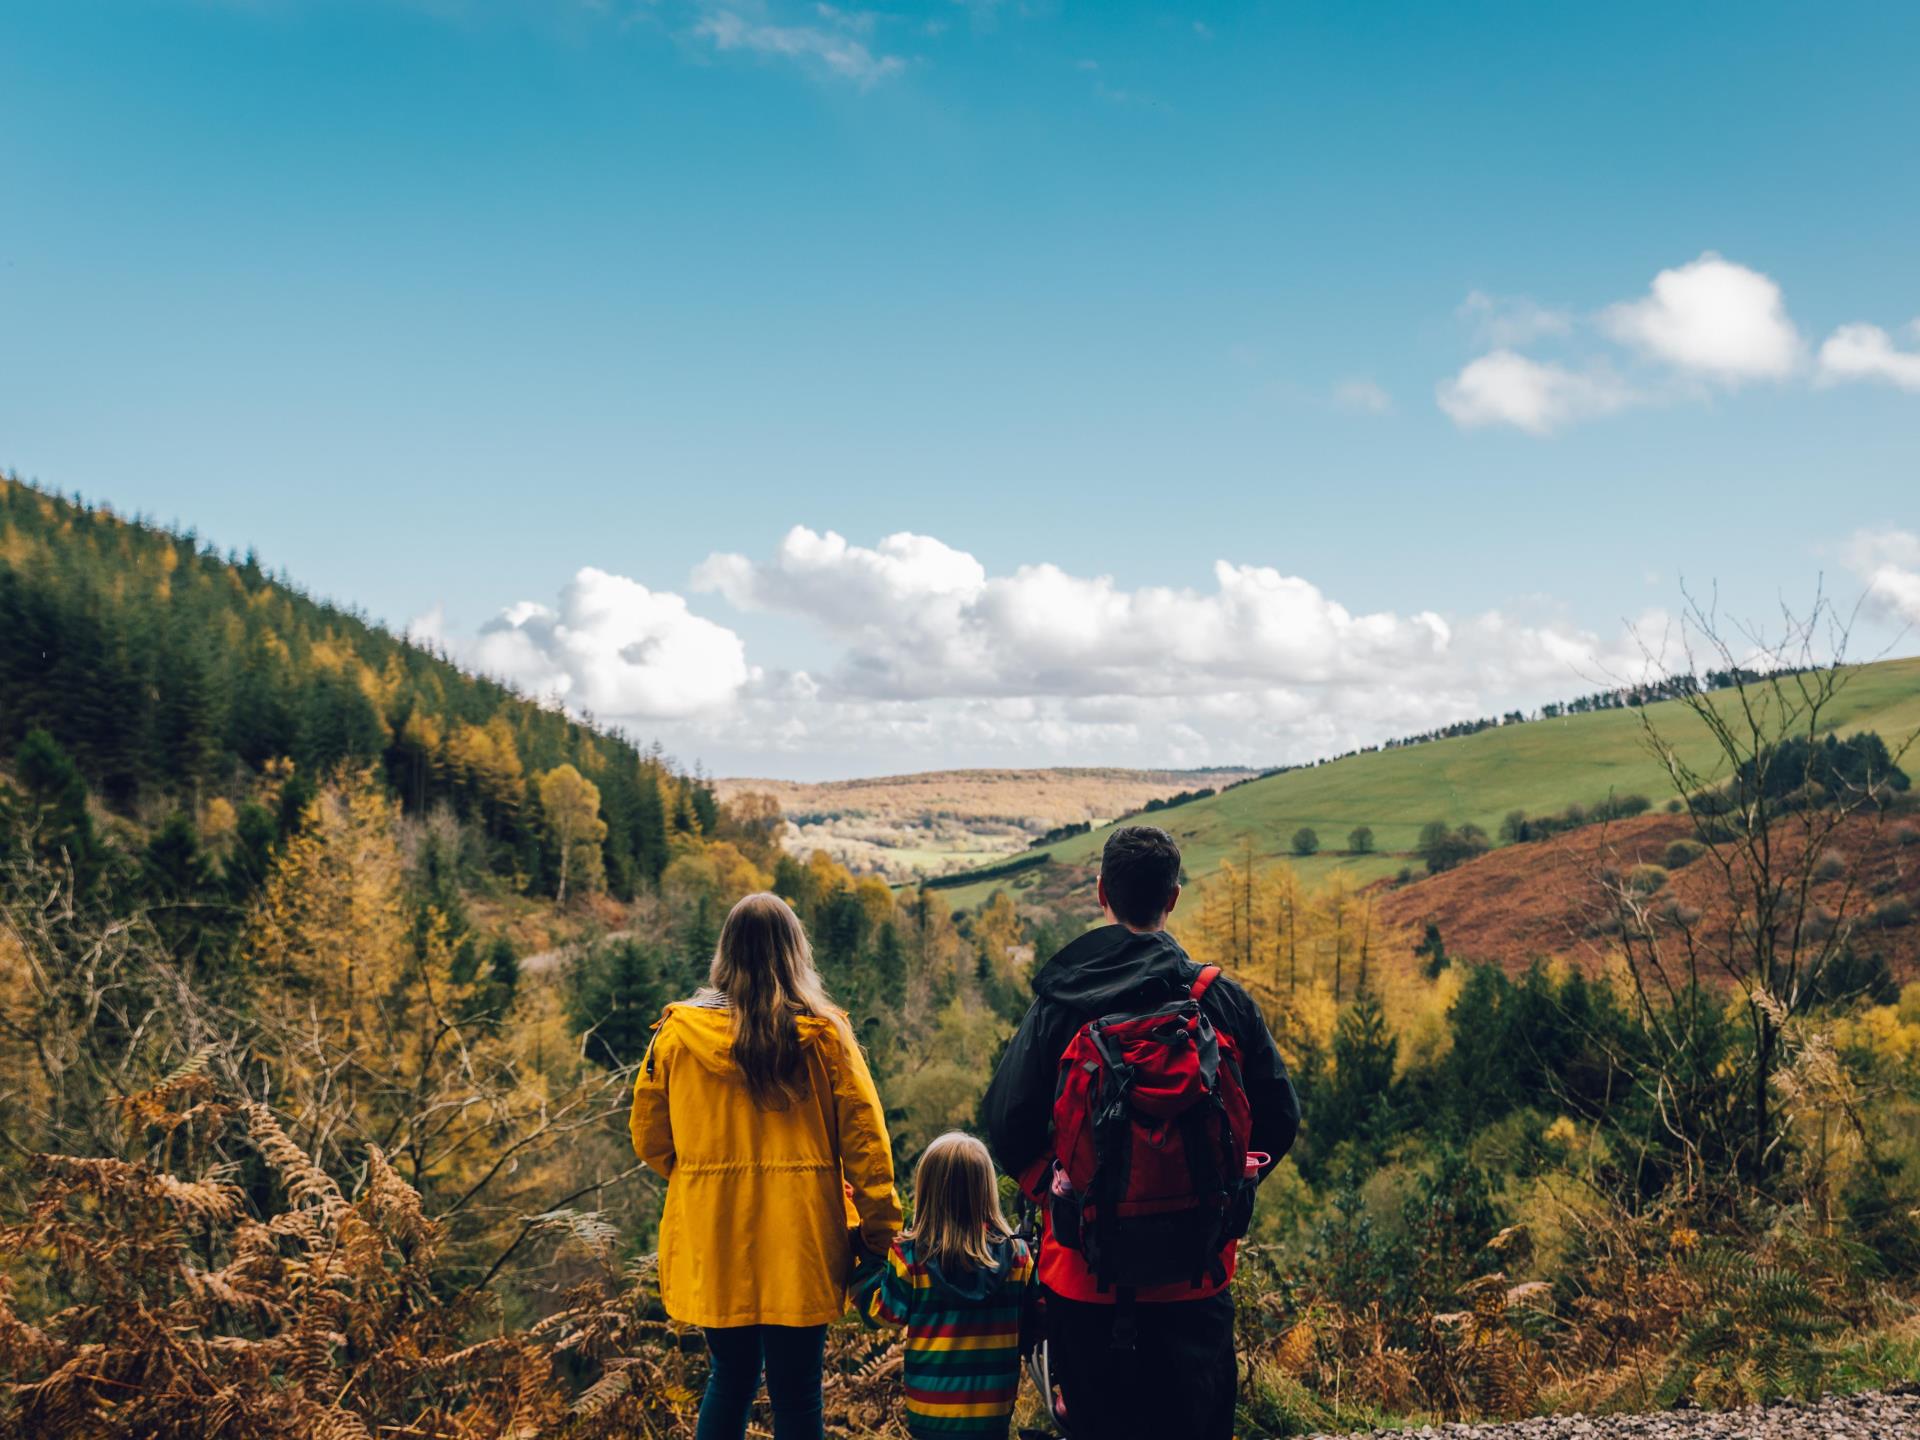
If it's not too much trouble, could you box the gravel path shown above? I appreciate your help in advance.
[1307,1389,1920,1439]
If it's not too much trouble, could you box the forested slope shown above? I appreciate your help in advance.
[0,475,700,897]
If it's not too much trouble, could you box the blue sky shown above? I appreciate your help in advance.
[4,0,1918,777]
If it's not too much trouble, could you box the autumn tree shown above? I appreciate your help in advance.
[716,788,786,870]
[1613,592,1917,1189]
[539,763,609,904]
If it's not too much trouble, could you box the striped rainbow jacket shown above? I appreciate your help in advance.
[855,1233,1038,1438]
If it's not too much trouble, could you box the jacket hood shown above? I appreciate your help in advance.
[916,1235,1020,1302]
[656,1001,840,1077]
[1030,923,1198,1015]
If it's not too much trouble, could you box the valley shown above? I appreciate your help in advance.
[6,475,1920,1438]
[712,765,1255,880]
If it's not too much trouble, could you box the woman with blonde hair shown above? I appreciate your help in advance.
[631,892,900,1440]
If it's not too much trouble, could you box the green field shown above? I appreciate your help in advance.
[931,656,1920,911]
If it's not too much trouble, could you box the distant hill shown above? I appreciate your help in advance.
[713,766,1255,881]
[1374,807,1920,976]
[929,655,1920,911]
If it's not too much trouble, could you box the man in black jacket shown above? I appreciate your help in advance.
[981,825,1299,1440]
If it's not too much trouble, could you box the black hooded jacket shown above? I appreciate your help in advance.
[981,923,1301,1185]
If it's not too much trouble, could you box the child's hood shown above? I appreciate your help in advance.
[920,1235,1021,1303]
[656,1001,840,1077]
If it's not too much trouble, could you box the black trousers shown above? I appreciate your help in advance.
[1042,1289,1236,1440]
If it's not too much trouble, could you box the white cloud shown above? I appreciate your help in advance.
[1817,320,1920,392]
[1457,290,1574,348]
[692,527,1657,738]
[693,9,904,85]
[1436,350,1634,434]
[1333,377,1393,415]
[440,531,1682,772]
[1844,529,1920,627]
[1600,251,1801,382]
[474,567,751,720]
[693,526,986,635]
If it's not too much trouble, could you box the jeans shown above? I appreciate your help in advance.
[1044,1288,1237,1440]
[694,1324,827,1440]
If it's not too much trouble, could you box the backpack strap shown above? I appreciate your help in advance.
[1189,964,1223,1003]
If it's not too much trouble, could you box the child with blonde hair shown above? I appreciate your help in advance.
[858,1132,1038,1439]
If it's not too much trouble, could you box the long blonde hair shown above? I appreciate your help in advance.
[901,1132,1012,1273]
[697,892,847,1109]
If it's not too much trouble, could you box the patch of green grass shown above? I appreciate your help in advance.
[1824,1321,1920,1396]
[932,657,1920,911]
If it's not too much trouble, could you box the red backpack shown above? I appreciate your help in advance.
[1045,965,1255,1295]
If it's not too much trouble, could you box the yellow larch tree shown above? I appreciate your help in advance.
[242,775,619,1259]
[537,763,608,905]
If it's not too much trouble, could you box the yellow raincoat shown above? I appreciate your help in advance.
[630,1001,902,1329]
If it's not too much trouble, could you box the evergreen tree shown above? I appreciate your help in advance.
[14,729,101,888]
[224,802,280,900]
[631,772,670,886]
[296,669,386,772]
[568,939,667,1069]
[141,813,213,901]
[151,634,219,800]
[1309,991,1399,1163]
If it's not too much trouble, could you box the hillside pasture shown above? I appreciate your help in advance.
[930,656,1920,912]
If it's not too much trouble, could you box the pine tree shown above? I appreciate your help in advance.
[14,729,101,888]
[568,939,667,1069]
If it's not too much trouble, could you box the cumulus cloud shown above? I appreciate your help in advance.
[1600,252,1801,382]
[475,567,751,720]
[693,9,904,85]
[1817,320,1920,392]
[694,526,986,637]
[439,531,1684,771]
[1844,530,1920,627]
[695,526,1498,703]
[1438,253,1819,434]
[1436,350,1633,434]
[686,525,1665,770]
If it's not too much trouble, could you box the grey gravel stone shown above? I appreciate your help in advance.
[1302,1388,1920,1440]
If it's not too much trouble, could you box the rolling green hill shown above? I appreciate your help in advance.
[931,654,1920,911]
